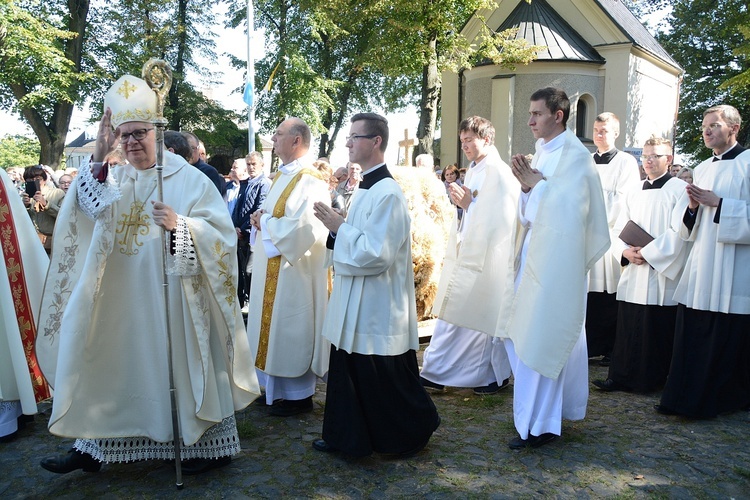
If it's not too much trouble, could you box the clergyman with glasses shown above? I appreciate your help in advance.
[36,74,260,476]
[656,104,750,418]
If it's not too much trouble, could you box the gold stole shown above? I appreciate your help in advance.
[255,168,316,370]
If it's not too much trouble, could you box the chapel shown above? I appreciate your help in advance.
[440,0,682,166]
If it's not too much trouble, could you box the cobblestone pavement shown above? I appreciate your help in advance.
[2,337,750,499]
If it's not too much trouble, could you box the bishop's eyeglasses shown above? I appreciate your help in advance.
[120,128,154,142]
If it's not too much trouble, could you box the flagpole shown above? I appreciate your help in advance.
[247,0,255,152]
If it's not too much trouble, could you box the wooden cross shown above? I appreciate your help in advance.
[398,129,416,166]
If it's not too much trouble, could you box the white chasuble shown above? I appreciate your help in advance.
[588,151,642,293]
[496,130,610,380]
[432,146,518,334]
[323,172,418,356]
[36,151,259,448]
[672,151,750,314]
[0,168,49,418]
[612,176,689,305]
[246,162,331,378]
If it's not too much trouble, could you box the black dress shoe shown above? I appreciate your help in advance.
[40,449,102,473]
[312,439,338,453]
[0,431,18,443]
[508,435,528,450]
[593,378,629,392]
[420,376,445,392]
[598,356,611,367]
[654,404,678,416]
[180,455,231,475]
[473,378,510,395]
[269,396,313,417]
[508,433,557,450]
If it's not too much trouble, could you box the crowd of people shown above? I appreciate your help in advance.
[0,76,748,481]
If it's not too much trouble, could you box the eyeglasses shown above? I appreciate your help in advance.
[643,154,667,161]
[120,128,154,142]
[701,123,725,132]
[346,134,377,142]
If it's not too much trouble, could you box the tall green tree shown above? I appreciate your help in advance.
[0,134,40,168]
[0,0,91,169]
[657,0,750,161]
[373,0,538,157]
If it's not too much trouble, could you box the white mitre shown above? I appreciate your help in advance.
[104,75,157,128]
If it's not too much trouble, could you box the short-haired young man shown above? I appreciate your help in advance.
[312,113,440,457]
[497,87,609,449]
[420,115,517,395]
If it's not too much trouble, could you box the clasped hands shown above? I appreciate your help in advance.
[623,246,647,266]
[686,183,720,210]
[313,202,345,234]
[511,154,544,193]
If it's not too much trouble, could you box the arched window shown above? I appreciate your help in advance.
[576,99,587,138]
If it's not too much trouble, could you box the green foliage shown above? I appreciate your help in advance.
[657,0,750,161]
[0,134,41,168]
[0,0,81,111]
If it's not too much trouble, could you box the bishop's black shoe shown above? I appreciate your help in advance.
[40,449,102,473]
[180,455,231,475]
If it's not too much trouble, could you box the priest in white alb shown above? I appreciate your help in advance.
[420,116,516,395]
[36,75,260,475]
[246,117,330,417]
[497,87,609,450]
[0,168,50,442]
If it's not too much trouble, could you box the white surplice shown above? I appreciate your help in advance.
[36,152,259,461]
[422,146,516,387]
[0,169,49,437]
[323,168,418,355]
[613,175,689,305]
[672,151,750,314]
[497,130,610,440]
[588,150,642,293]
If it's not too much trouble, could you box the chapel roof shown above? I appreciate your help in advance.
[494,0,680,69]
[496,0,605,64]
[593,0,680,68]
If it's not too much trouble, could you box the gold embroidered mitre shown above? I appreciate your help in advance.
[104,75,157,127]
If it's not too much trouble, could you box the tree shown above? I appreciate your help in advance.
[656,0,750,161]
[0,0,91,169]
[0,134,40,168]
[370,0,539,157]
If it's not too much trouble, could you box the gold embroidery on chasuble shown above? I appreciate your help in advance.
[212,241,237,307]
[255,168,316,371]
[116,201,151,255]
